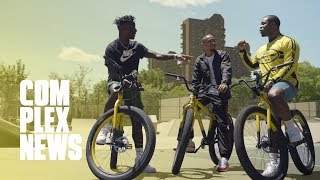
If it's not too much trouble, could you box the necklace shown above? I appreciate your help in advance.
[118,39,129,50]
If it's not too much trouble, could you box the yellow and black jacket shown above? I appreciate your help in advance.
[239,35,300,87]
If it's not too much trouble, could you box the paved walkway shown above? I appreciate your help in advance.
[1,118,320,179]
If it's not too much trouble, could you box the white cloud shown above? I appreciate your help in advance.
[149,0,220,8]
[58,46,101,63]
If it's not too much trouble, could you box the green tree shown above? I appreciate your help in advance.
[49,65,92,119]
[229,77,258,117]
[0,60,28,121]
[137,69,166,119]
[295,61,320,101]
[164,84,189,98]
[89,80,108,118]
[138,68,166,90]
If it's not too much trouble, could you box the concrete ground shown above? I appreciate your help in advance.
[1,118,320,180]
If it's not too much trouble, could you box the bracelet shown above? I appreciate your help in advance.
[174,54,182,60]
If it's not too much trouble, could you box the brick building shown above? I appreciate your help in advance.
[148,13,251,82]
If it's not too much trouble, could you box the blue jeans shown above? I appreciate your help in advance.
[271,81,298,102]
[270,81,298,118]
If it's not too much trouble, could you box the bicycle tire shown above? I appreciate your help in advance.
[209,113,234,165]
[172,108,194,175]
[289,109,315,175]
[234,105,288,180]
[86,106,156,180]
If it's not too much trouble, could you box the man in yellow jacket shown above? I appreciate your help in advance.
[237,15,301,177]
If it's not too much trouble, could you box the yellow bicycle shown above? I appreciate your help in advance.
[232,61,315,180]
[165,72,234,175]
[86,58,156,180]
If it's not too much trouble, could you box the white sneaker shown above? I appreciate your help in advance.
[287,124,302,143]
[96,124,112,145]
[262,160,279,177]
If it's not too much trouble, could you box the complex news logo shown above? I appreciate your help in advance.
[19,80,82,160]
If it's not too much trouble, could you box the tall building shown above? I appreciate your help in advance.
[149,13,250,82]
[181,14,227,80]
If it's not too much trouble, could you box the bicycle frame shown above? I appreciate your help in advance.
[112,91,124,131]
[91,92,125,150]
[179,94,217,143]
[231,61,305,147]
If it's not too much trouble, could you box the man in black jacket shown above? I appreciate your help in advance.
[191,34,232,172]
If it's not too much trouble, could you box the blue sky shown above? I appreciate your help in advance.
[1,0,319,83]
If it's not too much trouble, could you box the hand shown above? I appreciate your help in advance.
[264,80,275,93]
[189,93,196,98]
[237,40,247,51]
[218,83,228,93]
[175,54,192,63]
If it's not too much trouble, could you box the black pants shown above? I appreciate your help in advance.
[182,94,230,158]
[104,83,144,148]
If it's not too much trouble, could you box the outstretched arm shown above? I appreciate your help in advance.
[144,50,192,62]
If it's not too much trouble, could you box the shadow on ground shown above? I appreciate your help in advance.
[287,170,320,180]
[136,166,245,180]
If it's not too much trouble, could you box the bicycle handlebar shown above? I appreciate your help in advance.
[230,61,294,94]
[165,72,218,94]
[165,72,192,92]
[104,56,143,91]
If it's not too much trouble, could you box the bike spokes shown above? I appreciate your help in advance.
[241,111,286,176]
[289,109,315,175]
[91,114,147,175]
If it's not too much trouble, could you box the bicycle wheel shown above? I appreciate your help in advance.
[209,113,234,165]
[172,108,194,175]
[288,109,315,175]
[234,105,288,180]
[86,106,156,180]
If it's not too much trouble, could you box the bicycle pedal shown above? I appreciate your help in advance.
[186,150,196,153]
[290,139,304,147]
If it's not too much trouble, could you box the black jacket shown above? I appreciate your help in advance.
[191,50,232,100]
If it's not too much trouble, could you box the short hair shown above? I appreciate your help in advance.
[201,34,215,43]
[114,15,135,29]
[264,15,281,27]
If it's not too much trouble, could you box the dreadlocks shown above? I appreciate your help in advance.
[114,15,135,29]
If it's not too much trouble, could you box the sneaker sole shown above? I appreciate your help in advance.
[216,167,229,172]
[96,143,106,145]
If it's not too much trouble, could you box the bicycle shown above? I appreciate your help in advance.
[86,57,156,180]
[165,72,234,175]
[231,61,315,180]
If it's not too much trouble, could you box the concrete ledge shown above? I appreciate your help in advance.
[149,115,158,134]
